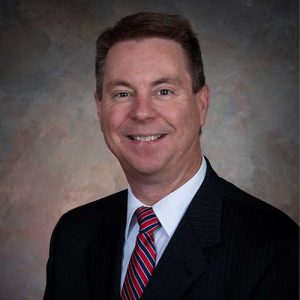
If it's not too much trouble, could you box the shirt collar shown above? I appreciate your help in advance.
[125,157,207,240]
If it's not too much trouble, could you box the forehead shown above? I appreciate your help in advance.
[108,37,186,58]
[103,38,190,84]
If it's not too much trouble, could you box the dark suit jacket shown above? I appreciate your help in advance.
[44,159,299,300]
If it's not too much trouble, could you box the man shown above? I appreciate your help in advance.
[44,12,299,300]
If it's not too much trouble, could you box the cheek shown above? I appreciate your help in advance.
[186,100,202,122]
[168,102,200,124]
[179,104,202,136]
[101,108,126,133]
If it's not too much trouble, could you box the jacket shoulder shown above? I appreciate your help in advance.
[221,178,298,241]
[63,189,126,218]
[52,189,127,239]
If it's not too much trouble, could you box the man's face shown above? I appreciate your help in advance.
[96,38,209,183]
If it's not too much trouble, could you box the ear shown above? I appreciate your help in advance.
[196,84,210,127]
[94,91,103,131]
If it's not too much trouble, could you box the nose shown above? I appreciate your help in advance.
[129,93,157,121]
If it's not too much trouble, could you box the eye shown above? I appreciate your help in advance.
[158,89,173,96]
[114,91,129,98]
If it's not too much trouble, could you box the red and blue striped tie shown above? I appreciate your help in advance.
[121,206,161,300]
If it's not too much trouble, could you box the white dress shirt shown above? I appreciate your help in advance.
[120,157,207,289]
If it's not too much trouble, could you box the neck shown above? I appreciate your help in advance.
[127,155,202,206]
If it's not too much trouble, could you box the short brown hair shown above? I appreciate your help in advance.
[95,12,205,95]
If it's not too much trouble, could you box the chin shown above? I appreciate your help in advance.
[124,160,167,178]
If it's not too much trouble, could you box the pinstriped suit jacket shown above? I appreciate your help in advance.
[44,159,299,300]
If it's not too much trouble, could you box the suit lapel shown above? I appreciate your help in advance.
[142,158,224,300]
[87,190,128,300]
[109,195,128,300]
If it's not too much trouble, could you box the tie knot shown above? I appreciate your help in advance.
[135,206,160,235]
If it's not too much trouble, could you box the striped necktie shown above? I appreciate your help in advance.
[121,206,161,300]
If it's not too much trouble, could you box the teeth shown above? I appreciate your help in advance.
[132,134,163,141]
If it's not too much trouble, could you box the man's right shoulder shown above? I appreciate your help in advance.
[53,189,128,235]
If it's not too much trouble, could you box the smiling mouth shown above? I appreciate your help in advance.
[128,134,167,142]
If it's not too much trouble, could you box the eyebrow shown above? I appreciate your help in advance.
[151,77,182,87]
[106,76,182,91]
[106,80,133,91]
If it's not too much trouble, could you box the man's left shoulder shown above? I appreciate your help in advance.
[221,178,298,243]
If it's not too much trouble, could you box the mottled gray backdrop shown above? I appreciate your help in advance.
[0,0,298,299]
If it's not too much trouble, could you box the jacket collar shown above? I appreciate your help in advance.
[141,157,224,299]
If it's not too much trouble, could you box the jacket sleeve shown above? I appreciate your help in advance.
[43,219,61,300]
[252,236,299,299]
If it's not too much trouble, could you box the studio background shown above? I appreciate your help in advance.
[0,0,298,299]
